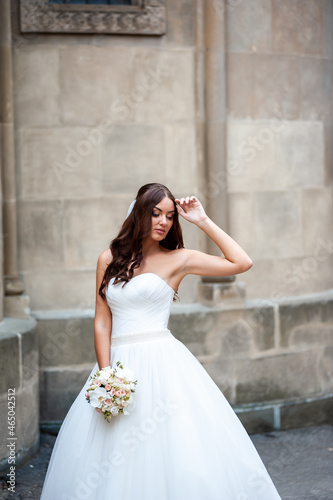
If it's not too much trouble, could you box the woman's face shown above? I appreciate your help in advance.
[150,196,175,241]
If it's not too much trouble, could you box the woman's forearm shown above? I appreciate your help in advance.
[196,216,253,268]
[94,324,111,369]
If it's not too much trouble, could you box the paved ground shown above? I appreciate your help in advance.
[0,424,332,499]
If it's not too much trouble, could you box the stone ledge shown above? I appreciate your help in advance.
[34,290,333,429]
[0,317,38,473]
[234,393,333,434]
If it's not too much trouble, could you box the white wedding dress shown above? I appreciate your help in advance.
[41,273,282,500]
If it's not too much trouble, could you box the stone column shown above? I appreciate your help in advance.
[197,0,245,308]
[0,0,26,318]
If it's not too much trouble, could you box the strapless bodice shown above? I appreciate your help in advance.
[105,273,175,338]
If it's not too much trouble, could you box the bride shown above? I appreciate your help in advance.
[40,182,282,499]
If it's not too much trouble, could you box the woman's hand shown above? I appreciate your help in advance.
[175,196,208,225]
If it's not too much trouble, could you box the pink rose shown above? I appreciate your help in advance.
[104,399,112,406]
[96,408,103,413]
[105,385,111,391]
[85,392,90,400]
[95,380,101,386]
[110,387,115,396]
[116,388,126,397]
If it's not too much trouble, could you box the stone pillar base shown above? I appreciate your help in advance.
[4,294,30,319]
[197,280,246,309]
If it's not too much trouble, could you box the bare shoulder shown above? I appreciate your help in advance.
[97,249,112,269]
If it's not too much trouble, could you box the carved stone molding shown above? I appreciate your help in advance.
[19,0,166,35]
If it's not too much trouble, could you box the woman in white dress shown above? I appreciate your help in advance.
[40,182,282,500]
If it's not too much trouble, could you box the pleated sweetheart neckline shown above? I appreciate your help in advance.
[110,272,176,294]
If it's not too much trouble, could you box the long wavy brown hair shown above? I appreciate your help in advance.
[99,183,184,300]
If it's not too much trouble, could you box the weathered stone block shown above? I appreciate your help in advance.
[227,119,325,194]
[252,191,302,259]
[226,0,272,53]
[301,189,333,256]
[270,256,333,300]
[245,305,275,352]
[18,127,101,200]
[275,121,324,189]
[4,295,30,320]
[289,324,333,350]
[165,124,197,192]
[234,351,322,404]
[252,54,300,120]
[0,333,20,393]
[227,120,277,193]
[323,0,333,59]
[16,379,39,451]
[59,46,133,126]
[300,58,333,122]
[199,357,234,402]
[17,200,64,272]
[13,46,60,127]
[37,316,95,368]
[168,305,219,357]
[235,407,275,434]
[175,273,200,305]
[320,346,333,390]
[101,124,167,194]
[219,319,252,358]
[165,0,195,48]
[279,296,333,347]
[242,259,277,300]
[23,270,96,310]
[132,49,195,123]
[21,326,38,385]
[0,394,9,463]
[228,192,254,254]
[272,0,323,56]
[324,123,333,186]
[40,367,92,422]
[226,53,254,119]
[197,281,246,309]
[63,196,128,270]
[0,319,39,470]
[280,397,333,430]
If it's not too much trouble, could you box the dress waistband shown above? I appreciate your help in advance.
[111,329,174,346]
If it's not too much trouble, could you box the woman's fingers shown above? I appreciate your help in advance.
[175,196,198,207]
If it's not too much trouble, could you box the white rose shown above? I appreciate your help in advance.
[98,368,113,386]
[116,367,135,382]
[111,406,119,415]
[89,387,107,408]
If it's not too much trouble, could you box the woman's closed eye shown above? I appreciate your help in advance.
[152,212,174,221]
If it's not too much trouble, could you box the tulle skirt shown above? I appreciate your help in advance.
[40,330,281,500]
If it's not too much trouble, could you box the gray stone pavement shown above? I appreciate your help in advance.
[0,425,332,500]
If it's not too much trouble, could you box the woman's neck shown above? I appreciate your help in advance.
[141,239,163,258]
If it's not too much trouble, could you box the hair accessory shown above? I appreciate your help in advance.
[126,200,136,218]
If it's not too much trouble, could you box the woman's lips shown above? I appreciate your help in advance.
[155,229,165,235]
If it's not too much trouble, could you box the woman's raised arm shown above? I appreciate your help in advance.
[175,196,253,278]
[94,249,112,369]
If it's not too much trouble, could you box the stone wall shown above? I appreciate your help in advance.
[10,0,333,310]
[0,318,38,472]
[225,0,333,300]
[11,0,200,311]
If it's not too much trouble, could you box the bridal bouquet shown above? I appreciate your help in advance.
[85,361,137,423]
